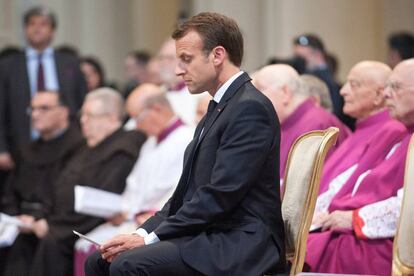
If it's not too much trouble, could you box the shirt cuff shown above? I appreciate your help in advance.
[134,228,160,245]
[144,232,160,245]
[134,228,149,237]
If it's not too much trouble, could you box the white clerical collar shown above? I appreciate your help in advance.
[213,71,244,104]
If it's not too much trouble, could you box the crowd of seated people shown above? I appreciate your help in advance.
[0,4,413,276]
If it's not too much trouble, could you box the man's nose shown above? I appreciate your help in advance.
[340,83,349,96]
[175,63,185,76]
[383,86,392,99]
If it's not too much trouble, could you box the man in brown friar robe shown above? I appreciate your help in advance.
[1,91,84,220]
[4,88,146,276]
[0,91,83,273]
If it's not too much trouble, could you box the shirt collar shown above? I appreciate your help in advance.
[26,47,54,59]
[213,71,244,104]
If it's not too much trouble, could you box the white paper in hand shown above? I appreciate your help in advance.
[74,185,122,218]
[73,230,101,246]
[0,223,19,247]
[0,212,33,228]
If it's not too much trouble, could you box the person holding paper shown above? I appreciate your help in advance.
[0,91,83,273]
[1,92,84,221]
[73,84,194,276]
[86,12,285,276]
[3,88,145,276]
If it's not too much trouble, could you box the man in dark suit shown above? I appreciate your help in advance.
[86,12,285,276]
[0,5,87,186]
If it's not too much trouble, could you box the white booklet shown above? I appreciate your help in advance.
[0,213,33,248]
[0,223,19,247]
[74,185,123,218]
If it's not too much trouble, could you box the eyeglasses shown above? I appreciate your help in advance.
[26,104,60,115]
[384,81,414,94]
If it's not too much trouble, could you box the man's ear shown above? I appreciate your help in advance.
[212,46,226,66]
[281,85,293,105]
[373,87,385,107]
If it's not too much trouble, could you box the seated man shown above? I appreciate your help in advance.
[315,61,406,207]
[3,88,146,276]
[73,84,194,276]
[254,64,351,181]
[0,91,84,272]
[300,74,333,113]
[306,58,414,275]
[86,12,285,276]
[2,91,83,221]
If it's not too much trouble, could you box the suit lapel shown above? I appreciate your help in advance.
[55,51,64,91]
[17,53,31,106]
[168,72,251,215]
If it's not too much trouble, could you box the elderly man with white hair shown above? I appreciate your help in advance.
[3,88,146,276]
[73,84,194,275]
[254,64,351,181]
[306,58,414,276]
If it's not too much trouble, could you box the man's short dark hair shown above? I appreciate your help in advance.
[23,5,57,29]
[172,12,243,67]
[294,33,325,54]
[388,32,414,60]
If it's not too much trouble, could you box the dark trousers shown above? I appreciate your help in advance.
[85,239,202,276]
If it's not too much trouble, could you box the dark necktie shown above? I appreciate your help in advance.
[37,53,45,91]
[202,100,217,132]
[169,100,217,215]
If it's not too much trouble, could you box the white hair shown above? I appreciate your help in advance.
[85,87,126,120]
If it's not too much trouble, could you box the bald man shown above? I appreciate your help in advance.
[74,84,194,272]
[305,60,414,275]
[315,61,406,201]
[254,64,351,181]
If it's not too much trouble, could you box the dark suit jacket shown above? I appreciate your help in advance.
[0,49,87,158]
[140,73,285,275]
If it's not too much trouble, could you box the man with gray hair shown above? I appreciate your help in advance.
[254,64,351,181]
[73,84,194,272]
[4,88,145,276]
[300,74,333,112]
[0,5,87,191]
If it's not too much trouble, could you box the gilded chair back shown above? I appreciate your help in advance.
[282,127,339,276]
[392,134,414,276]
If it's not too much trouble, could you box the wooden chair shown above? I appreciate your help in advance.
[281,127,339,276]
[392,134,414,276]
